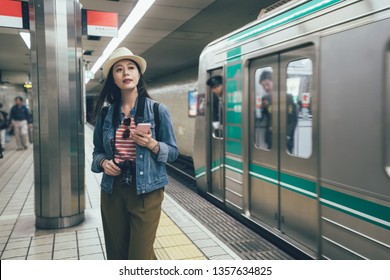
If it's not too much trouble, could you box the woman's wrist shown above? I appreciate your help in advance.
[147,139,157,150]
[147,139,160,154]
[100,158,107,168]
[151,142,160,153]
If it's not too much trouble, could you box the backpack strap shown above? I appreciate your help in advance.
[153,102,160,141]
[136,95,160,141]
[135,93,146,125]
[100,106,109,131]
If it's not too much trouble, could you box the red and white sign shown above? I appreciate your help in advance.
[0,0,23,28]
[302,92,310,108]
[256,96,262,109]
[87,10,118,37]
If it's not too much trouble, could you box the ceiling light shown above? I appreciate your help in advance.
[87,0,156,84]
[20,31,30,49]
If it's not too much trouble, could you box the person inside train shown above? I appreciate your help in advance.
[206,75,223,137]
[286,93,298,154]
[91,47,178,260]
[258,70,273,149]
[257,71,298,153]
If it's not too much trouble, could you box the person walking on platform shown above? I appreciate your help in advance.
[91,47,178,260]
[9,96,30,150]
[0,102,7,158]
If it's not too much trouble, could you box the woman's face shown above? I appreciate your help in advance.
[112,59,140,91]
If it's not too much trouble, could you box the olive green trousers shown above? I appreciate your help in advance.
[100,177,164,260]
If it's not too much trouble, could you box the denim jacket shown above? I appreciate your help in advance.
[91,97,178,195]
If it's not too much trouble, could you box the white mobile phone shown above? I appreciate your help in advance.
[136,123,151,133]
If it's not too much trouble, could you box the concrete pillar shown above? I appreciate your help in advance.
[30,0,85,229]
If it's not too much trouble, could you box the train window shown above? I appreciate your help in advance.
[286,58,313,158]
[254,67,274,150]
[386,42,390,177]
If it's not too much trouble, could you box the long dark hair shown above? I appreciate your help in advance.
[91,60,151,124]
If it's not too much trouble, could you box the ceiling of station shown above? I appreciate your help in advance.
[0,0,279,93]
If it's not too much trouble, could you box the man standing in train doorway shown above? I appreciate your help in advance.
[207,75,224,138]
[9,96,31,151]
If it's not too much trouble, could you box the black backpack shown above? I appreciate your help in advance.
[100,98,161,141]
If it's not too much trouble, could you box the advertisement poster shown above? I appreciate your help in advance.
[188,90,198,117]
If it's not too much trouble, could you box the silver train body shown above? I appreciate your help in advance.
[192,0,390,259]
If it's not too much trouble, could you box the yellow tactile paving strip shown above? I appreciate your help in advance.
[155,212,207,260]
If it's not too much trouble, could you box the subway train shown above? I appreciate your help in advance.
[149,0,390,259]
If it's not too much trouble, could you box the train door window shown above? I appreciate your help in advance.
[286,58,313,158]
[254,66,274,150]
[385,42,390,177]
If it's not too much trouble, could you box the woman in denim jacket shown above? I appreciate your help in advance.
[91,47,178,260]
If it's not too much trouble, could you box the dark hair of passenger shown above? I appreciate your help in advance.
[15,96,23,102]
[259,70,273,83]
[92,60,151,123]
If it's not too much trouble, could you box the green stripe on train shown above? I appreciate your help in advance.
[196,160,390,229]
[211,158,222,169]
[225,157,243,173]
[226,81,242,109]
[226,48,243,154]
[320,187,390,230]
[226,126,241,140]
[194,165,206,178]
[227,111,241,124]
[229,0,343,42]
[249,163,278,185]
[250,163,315,198]
[280,172,316,198]
[226,62,242,78]
[227,140,242,155]
[196,158,243,177]
[227,47,241,62]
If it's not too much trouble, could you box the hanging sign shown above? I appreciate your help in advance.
[0,0,29,29]
[301,92,310,108]
[82,9,118,37]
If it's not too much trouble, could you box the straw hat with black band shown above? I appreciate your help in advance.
[102,47,147,78]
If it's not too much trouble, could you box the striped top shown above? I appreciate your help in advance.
[114,117,136,163]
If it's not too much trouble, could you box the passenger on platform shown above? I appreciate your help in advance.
[206,75,223,137]
[91,47,178,260]
[0,103,7,157]
[8,97,30,150]
[0,103,8,152]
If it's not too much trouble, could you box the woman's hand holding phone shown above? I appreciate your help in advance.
[136,123,151,133]
[131,123,152,147]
